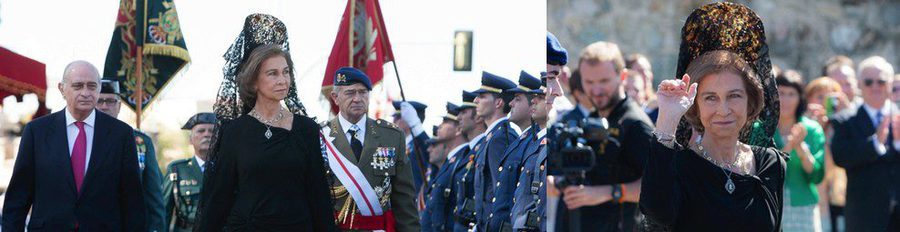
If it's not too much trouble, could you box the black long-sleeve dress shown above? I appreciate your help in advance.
[197,114,336,232]
[640,137,786,231]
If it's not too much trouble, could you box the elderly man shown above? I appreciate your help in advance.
[162,113,216,232]
[95,79,165,232]
[830,56,900,231]
[323,67,419,231]
[2,61,145,231]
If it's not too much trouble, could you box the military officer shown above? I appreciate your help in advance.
[511,74,554,231]
[392,100,431,210]
[162,112,216,232]
[452,90,487,231]
[422,103,469,231]
[95,79,166,232]
[323,67,419,231]
[491,71,544,231]
[472,71,520,231]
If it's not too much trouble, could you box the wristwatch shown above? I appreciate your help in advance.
[611,184,623,203]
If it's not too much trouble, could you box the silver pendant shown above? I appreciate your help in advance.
[265,127,273,139]
[725,178,736,194]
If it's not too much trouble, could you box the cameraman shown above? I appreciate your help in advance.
[552,41,654,232]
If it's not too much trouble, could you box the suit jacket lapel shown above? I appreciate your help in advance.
[328,118,359,164]
[82,110,111,197]
[50,111,78,196]
[358,118,379,171]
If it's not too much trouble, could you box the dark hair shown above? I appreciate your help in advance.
[776,70,806,122]
[822,55,854,76]
[237,44,294,112]
[683,50,764,133]
[494,92,512,114]
[569,68,584,93]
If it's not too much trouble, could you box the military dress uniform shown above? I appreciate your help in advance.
[325,67,419,232]
[421,103,466,232]
[451,91,482,232]
[163,157,205,232]
[489,71,544,231]
[101,79,166,232]
[511,130,548,232]
[392,100,432,210]
[162,113,216,232]
[472,71,520,231]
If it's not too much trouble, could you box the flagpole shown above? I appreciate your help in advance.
[136,46,143,130]
[391,61,405,101]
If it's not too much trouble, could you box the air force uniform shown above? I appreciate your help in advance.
[472,72,520,231]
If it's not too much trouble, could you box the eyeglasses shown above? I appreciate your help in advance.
[863,79,887,87]
[97,98,119,106]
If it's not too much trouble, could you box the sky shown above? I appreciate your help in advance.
[0,0,547,131]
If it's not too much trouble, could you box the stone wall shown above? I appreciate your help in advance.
[549,0,900,84]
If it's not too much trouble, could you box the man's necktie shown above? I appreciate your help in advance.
[349,125,363,160]
[72,121,87,194]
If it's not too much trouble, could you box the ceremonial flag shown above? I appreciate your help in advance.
[103,0,189,114]
[322,0,396,114]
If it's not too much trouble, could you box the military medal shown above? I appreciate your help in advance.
[371,147,396,170]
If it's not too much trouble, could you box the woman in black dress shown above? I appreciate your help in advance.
[197,14,335,232]
[640,3,787,231]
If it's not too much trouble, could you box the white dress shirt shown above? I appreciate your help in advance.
[195,156,207,173]
[66,109,96,173]
[447,143,469,161]
[338,113,367,144]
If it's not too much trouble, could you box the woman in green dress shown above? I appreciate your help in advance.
[774,71,826,232]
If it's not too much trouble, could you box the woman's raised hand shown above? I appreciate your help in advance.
[655,74,698,134]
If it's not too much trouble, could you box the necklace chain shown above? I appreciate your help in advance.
[250,107,285,126]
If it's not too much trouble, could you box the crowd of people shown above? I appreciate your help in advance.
[1,2,898,232]
[543,2,899,232]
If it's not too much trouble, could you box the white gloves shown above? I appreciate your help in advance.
[400,102,425,136]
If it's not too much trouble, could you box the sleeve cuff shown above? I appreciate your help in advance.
[872,135,887,156]
[411,124,426,137]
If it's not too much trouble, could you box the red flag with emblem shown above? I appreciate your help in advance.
[321,0,395,114]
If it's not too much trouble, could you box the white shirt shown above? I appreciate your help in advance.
[469,133,486,149]
[537,128,547,140]
[861,101,900,156]
[447,143,469,161]
[195,156,207,173]
[338,113,367,144]
[66,109,96,173]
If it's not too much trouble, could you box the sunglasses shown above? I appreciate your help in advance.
[863,79,887,87]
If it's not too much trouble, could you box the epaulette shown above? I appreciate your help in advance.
[375,119,401,132]
[167,158,192,170]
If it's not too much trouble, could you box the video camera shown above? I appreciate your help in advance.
[547,116,615,187]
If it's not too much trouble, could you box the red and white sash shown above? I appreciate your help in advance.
[320,126,384,216]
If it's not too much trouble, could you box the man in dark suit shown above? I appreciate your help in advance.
[2,60,146,231]
[831,56,900,231]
